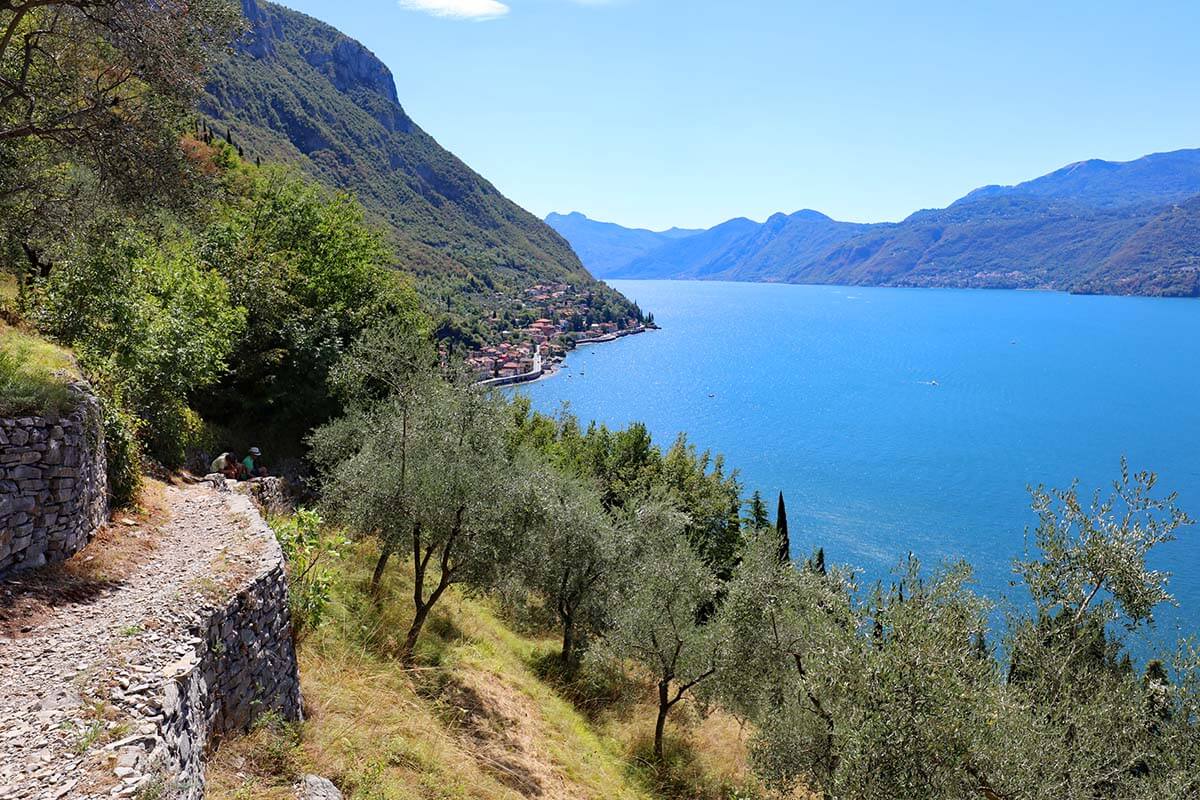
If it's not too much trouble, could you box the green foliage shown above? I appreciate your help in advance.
[271,508,348,642]
[97,385,145,509]
[513,463,625,665]
[32,222,245,466]
[1,1,243,277]
[196,166,421,434]
[745,491,769,531]
[14,144,423,469]
[775,492,790,564]
[512,402,744,581]
[311,330,534,663]
[597,502,725,760]
[658,434,743,579]
[713,468,1199,800]
[1017,460,1192,630]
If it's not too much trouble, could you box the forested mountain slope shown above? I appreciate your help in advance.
[553,150,1200,296]
[201,0,634,328]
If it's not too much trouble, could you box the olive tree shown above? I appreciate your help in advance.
[312,341,538,664]
[721,465,1196,800]
[518,464,625,667]
[597,502,725,760]
[719,530,995,800]
[979,462,1196,800]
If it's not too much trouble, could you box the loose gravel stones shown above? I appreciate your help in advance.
[0,483,300,799]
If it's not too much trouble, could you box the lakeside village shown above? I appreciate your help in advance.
[464,282,656,386]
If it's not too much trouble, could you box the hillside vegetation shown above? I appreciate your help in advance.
[552,150,1200,296]
[207,542,770,800]
[3,4,1200,800]
[201,0,638,342]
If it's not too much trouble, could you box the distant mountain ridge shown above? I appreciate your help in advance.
[201,0,637,329]
[957,149,1200,209]
[543,212,702,276]
[549,149,1200,297]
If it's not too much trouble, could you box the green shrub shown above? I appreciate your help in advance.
[33,223,245,466]
[271,509,348,642]
[142,399,207,471]
[97,386,144,509]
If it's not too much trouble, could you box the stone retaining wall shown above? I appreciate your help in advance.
[149,488,302,799]
[0,384,107,577]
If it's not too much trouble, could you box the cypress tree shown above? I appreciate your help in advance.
[747,491,769,530]
[806,546,826,576]
[776,491,790,563]
[972,629,988,659]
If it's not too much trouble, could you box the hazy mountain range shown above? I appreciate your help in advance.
[548,150,1200,297]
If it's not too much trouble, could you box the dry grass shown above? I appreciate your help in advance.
[65,479,172,583]
[206,541,778,800]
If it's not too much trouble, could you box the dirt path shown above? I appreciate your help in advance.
[0,481,266,799]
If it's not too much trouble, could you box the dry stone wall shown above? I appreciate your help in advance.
[0,384,106,577]
[147,485,302,799]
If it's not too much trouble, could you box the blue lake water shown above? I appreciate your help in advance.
[514,280,1200,647]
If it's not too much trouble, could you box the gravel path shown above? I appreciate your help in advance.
[0,482,266,799]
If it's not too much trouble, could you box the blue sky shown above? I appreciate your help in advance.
[282,0,1200,231]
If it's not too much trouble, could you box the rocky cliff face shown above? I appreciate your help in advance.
[238,0,279,58]
[238,0,401,111]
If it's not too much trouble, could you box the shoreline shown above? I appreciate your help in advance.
[492,324,657,388]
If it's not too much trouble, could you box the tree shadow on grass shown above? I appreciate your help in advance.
[527,649,639,721]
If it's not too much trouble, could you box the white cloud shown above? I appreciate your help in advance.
[398,0,510,20]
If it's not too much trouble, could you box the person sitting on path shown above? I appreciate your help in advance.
[242,446,267,478]
[210,452,240,480]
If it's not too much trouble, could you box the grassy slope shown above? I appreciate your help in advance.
[207,544,771,800]
[0,322,81,416]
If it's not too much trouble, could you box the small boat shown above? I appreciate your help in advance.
[708,393,715,398]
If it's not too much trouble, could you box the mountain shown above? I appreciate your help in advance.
[553,150,1200,296]
[543,212,701,276]
[616,210,872,281]
[957,149,1200,209]
[200,0,637,329]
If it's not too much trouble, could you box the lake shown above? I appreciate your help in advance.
[513,280,1200,647]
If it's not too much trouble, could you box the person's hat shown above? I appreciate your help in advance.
[249,447,262,456]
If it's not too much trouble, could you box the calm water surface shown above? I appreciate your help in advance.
[514,280,1200,646]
